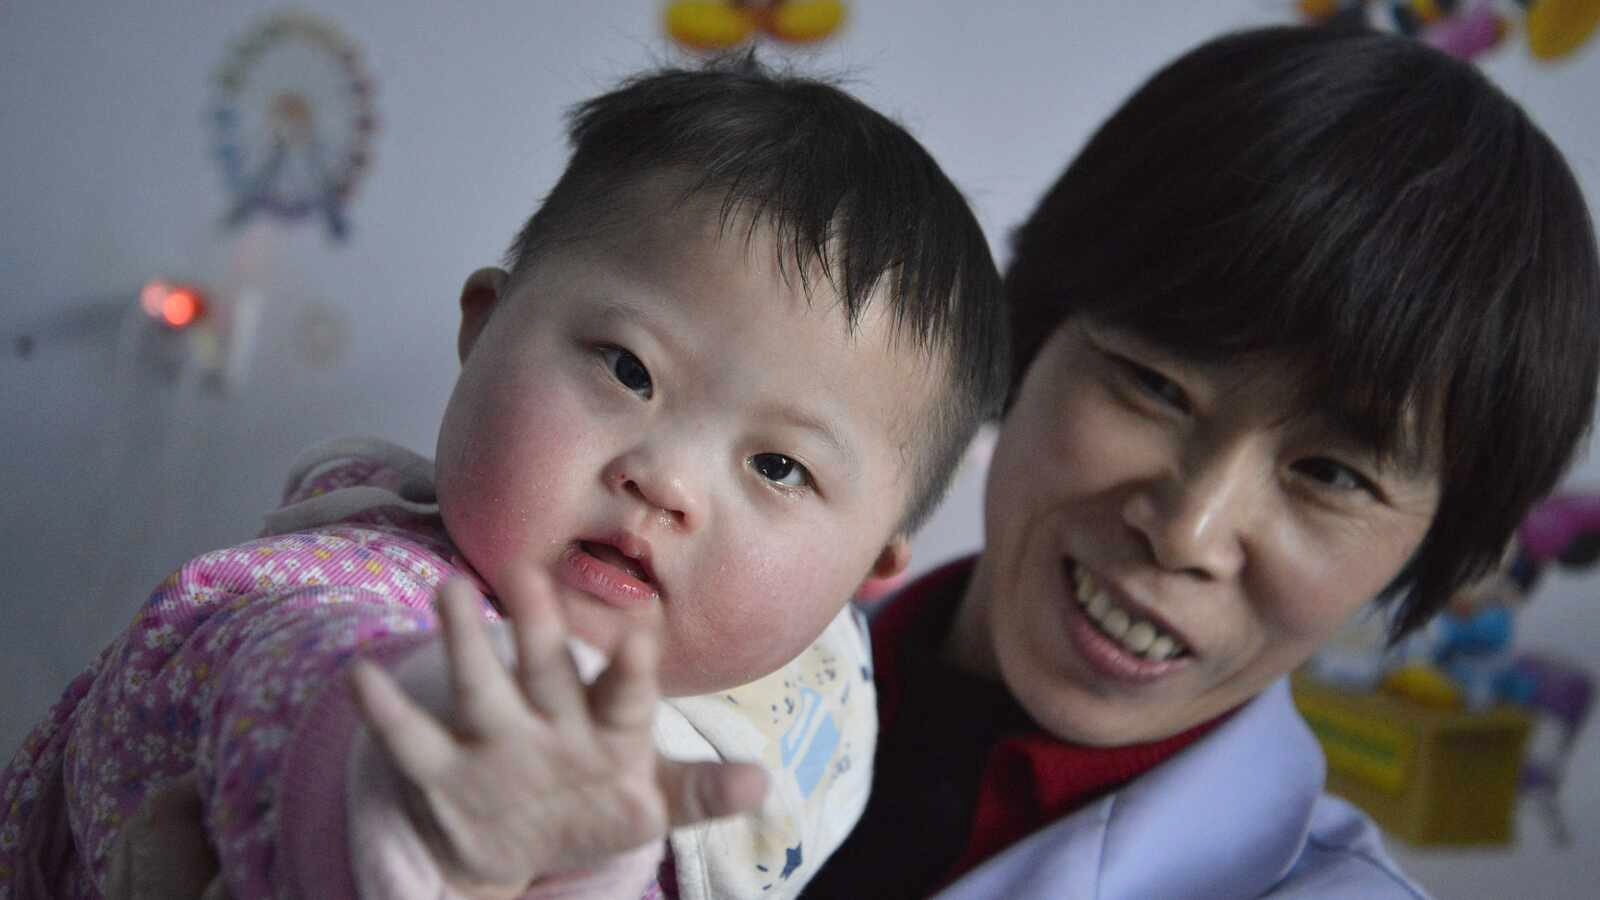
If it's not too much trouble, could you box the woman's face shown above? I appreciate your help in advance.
[959,318,1441,745]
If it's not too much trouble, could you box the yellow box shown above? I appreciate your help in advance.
[1291,673,1532,846]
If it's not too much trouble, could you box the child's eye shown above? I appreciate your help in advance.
[750,453,811,489]
[600,346,653,399]
[1293,457,1377,496]
[1121,358,1190,412]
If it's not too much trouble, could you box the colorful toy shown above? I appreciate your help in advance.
[1302,492,1600,844]
[1312,491,1600,710]
[1527,0,1600,59]
[1510,653,1595,845]
[1426,546,1538,709]
[1295,0,1600,62]
[1417,491,1600,709]
[1518,490,1600,563]
[664,1,847,52]
[1381,661,1463,708]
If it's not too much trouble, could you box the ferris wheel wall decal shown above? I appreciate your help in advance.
[210,12,377,241]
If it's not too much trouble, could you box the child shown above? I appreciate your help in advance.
[0,56,1009,900]
[807,24,1600,898]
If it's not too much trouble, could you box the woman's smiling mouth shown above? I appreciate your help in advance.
[1073,565,1186,660]
[1062,561,1192,681]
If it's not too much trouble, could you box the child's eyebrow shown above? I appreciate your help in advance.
[589,297,674,342]
[587,295,860,468]
[585,294,697,364]
[760,401,858,470]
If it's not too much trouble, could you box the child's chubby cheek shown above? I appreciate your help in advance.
[653,562,846,697]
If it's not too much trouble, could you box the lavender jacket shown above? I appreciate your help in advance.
[934,680,1431,900]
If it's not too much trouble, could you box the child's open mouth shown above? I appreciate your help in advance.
[556,539,660,610]
[580,540,651,583]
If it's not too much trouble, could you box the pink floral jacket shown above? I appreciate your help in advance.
[0,447,662,899]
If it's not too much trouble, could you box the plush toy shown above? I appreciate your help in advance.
[1408,491,1600,708]
[1318,491,1600,708]
[1428,547,1539,708]
[1295,0,1600,62]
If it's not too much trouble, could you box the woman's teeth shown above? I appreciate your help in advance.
[1074,567,1185,661]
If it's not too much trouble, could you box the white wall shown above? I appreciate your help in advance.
[4,2,1597,896]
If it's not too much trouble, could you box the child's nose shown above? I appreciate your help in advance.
[602,451,698,530]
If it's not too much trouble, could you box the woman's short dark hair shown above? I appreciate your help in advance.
[1004,25,1600,637]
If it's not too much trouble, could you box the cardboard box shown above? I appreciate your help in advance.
[1292,673,1532,845]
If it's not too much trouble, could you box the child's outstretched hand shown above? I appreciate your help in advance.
[350,569,768,900]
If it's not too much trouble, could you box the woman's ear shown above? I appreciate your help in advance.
[457,267,509,363]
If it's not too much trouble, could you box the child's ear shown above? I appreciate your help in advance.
[457,267,509,362]
[871,536,912,580]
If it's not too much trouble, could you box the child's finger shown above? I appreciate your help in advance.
[497,566,587,724]
[587,623,662,733]
[657,759,768,828]
[349,658,457,781]
[436,578,521,731]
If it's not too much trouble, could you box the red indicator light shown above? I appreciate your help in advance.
[140,279,207,329]
[163,289,203,328]
[140,279,173,317]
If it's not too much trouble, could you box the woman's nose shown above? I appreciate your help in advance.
[1122,447,1253,580]
[601,448,698,529]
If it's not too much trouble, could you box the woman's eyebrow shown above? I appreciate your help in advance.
[1320,411,1437,479]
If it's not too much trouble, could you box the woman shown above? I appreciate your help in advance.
[805,24,1600,899]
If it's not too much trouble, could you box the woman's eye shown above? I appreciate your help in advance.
[1123,359,1189,412]
[1294,457,1375,495]
[750,453,811,489]
[600,346,652,399]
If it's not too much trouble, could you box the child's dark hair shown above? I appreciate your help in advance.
[506,54,1008,534]
[1004,25,1600,637]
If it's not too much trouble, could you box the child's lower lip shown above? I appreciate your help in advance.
[1059,561,1187,683]
[556,543,659,610]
